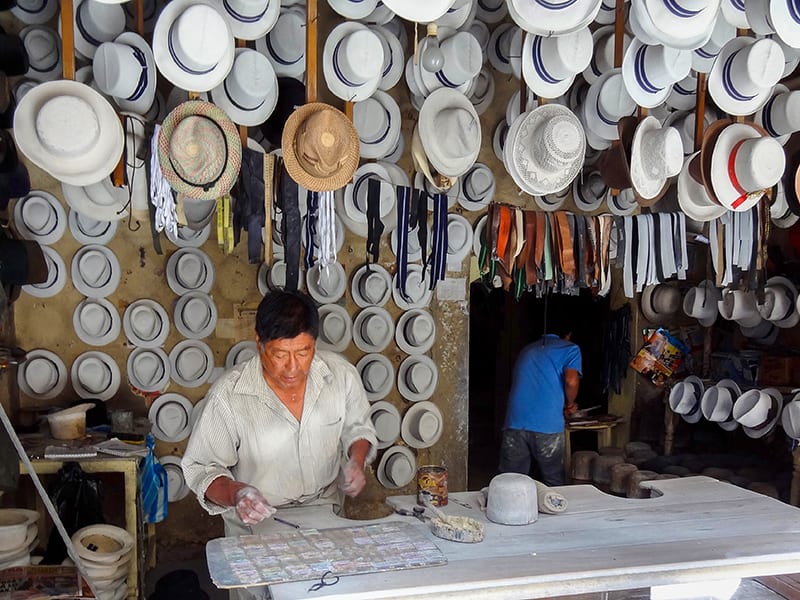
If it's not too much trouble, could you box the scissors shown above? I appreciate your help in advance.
[393,506,426,522]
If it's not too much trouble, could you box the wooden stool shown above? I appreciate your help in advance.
[592,455,624,486]
[627,470,658,498]
[571,450,598,482]
[609,462,638,495]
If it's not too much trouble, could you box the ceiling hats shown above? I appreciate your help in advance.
[621,38,691,109]
[667,375,704,423]
[682,279,721,326]
[13,80,124,186]
[418,87,481,179]
[157,100,242,201]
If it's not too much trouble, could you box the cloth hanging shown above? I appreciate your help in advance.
[304,191,319,270]
[279,164,301,292]
[366,178,384,264]
[149,124,177,239]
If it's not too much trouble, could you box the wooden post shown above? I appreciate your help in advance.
[61,0,75,80]
[306,0,318,103]
[135,0,144,36]
[236,38,248,147]
[792,446,800,507]
[693,73,707,153]
[345,101,353,122]
[613,0,625,68]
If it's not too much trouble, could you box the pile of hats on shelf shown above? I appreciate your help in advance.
[0,508,39,569]
[70,524,134,600]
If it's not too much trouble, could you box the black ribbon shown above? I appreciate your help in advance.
[279,164,300,291]
[366,178,384,264]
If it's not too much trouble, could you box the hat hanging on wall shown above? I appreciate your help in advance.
[68,0,125,60]
[417,31,481,97]
[255,8,305,79]
[353,306,395,353]
[508,0,602,35]
[166,248,215,296]
[641,283,681,324]
[583,26,631,85]
[682,279,721,327]
[368,401,401,450]
[522,28,592,99]
[446,213,473,268]
[395,309,436,355]
[306,262,347,305]
[605,188,637,216]
[458,163,495,211]
[715,378,742,431]
[352,90,401,160]
[621,39,691,109]
[770,181,800,229]
[328,0,379,20]
[469,67,495,116]
[397,354,439,402]
[757,276,799,328]
[418,87,481,179]
[217,0,279,41]
[734,387,783,438]
[373,25,403,92]
[73,297,121,347]
[157,100,242,201]
[376,445,416,489]
[20,25,62,83]
[756,85,800,145]
[351,264,392,308]
[323,22,384,102]
[210,49,278,127]
[667,375,704,423]
[572,170,607,213]
[71,244,121,298]
[17,348,67,401]
[380,0,455,23]
[700,383,735,424]
[93,32,156,115]
[677,152,727,222]
[159,456,191,502]
[169,339,215,388]
[127,346,171,393]
[149,392,194,442]
[12,0,59,24]
[718,287,763,328]
[475,0,508,22]
[14,81,124,186]
[123,298,170,348]
[225,340,258,369]
[781,395,800,440]
[582,68,636,149]
[12,190,66,246]
[628,117,683,205]
[392,264,433,310]
[316,304,353,352]
[21,245,65,299]
[68,210,117,246]
[174,291,218,339]
[166,222,212,249]
[401,400,443,449]
[61,177,129,222]
[356,353,395,402]
[339,162,397,237]
[71,350,120,401]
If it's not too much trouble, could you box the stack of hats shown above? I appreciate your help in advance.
[72,524,134,600]
[0,509,39,569]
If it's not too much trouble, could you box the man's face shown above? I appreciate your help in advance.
[257,333,316,392]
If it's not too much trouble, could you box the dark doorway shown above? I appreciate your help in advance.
[467,283,611,489]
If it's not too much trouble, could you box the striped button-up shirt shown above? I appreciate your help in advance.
[182,349,378,527]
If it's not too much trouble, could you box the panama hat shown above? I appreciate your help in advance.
[376,445,416,489]
[149,392,194,442]
[700,383,735,423]
[263,260,304,292]
[446,214,473,267]
[316,304,353,352]
[393,264,433,310]
[709,122,784,212]
[629,117,683,203]
[306,262,347,304]
[339,163,397,236]
[395,309,436,355]
[507,103,585,195]
[683,279,721,326]
[782,395,800,440]
[12,190,65,245]
[469,67,495,116]
[740,320,779,346]
[508,0,602,35]
[458,163,494,211]
[127,347,171,392]
[158,101,242,201]
[572,170,607,213]
[368,401,401,450]
[62,177,129,222]
[735,388,783,438]
[758,276,799,328]
[770,181,800,229]
[605,188,638,216]
[72,524,133,565]
[390,222,424,263]
[17,348,67,400]
[73,297,121,347]
[677,152,727,222]
[166,248,214,296]
[746,0,778,37]
[353,90,401,160]
[20,26,61,83]
[401,400,443,449]
[621,39,691,109]
[718,287,762,328]
[159,456,190,502]
[174,292,218,339]
[663,108,718,156]
[373,25,403,92]
[417,30,481,96]
[668,375,704,423]
[281,102,359,192]
[357,353,395,402]
[756,85,800,145]
[218,0,279,41]
[166,223,212,249]
[584,26,631,85]
[582,69,636,147]
[353,306,395,353]
[412,170,460,210]
[69,0,125,60]
[692,16,736,74]
[522,28,592,99]
[210,49,277,128]
[225,340,258,368]
[641,283,681,324]
[535,186,570,212]
[123,0,164,33]
[475,0,508,22]
[418,88,481,179]
[715,378,741,431]
[68,210,117,245]
[471,214,488,259]
[93,32,156,114]
[666,73,699,111]
[397,355,438,402]
[13,80,124,186]
[323,22,383,103]
[329,0,378,19]
[720,0,748,27]
[381,0,456,23]
[71,351,120,401]
[493,118,509,162]
[123,299,170,348]
[169,339,214,388]
[487,23,515,76]
[152,0,234,92]
[21,245,65,299]
[255,7,305,79]
[643,0,721,40]
[178,195,218,232]
[71,244,120,298]
[708,37,784,117]
[12,0,58,24]
[351,264,392,308]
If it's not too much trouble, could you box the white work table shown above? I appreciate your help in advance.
[236,476,800,600]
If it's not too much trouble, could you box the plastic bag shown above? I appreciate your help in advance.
[42,462,105,564]
[140,433,168,523]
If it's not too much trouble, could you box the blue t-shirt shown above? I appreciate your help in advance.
[504,334,583,434]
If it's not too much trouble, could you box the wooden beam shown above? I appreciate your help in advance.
[61,0,75,80]
[613,0,625,68]
[135,0,144,36]
[306,0,318,103]
[236,38,248,146]
[693,72,707,153]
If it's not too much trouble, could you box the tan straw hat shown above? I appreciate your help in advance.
[157,100,242,200]
[281,102,359,192]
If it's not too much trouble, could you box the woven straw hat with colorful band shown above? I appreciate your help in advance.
[281,102,359,192]
[158,100,242,200]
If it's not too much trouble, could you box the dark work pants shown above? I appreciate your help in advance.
[498,429,566,486]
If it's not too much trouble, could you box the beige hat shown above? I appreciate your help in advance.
[397,355,438,402]
[351,264,392,308]
[356,353,395,401]
[376,445,416,489]
[418,88,481,179]
[353,306,395,353]
[401,400,443,449]
[316,304,353,352]
[127,347,171,393]
[166,248,215,296]
[306,262,347,304]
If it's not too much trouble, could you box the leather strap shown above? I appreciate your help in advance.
[279,163,301,292]
[555,212,575,283]
[304,191,319,270]
[496,205,512,263]
[263,153,275,266]
[524,211,538,286]
[366,178,385,265]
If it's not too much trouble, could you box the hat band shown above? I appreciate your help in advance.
[494,33,510,65]
[29,42,59,73]
[673,81,693,96]
[663,0,702,18]
[223,78,266,112]
[761,93,782,137]
[749,399,779,430]
[731,0,744,9]
[168,22,215,76]
[535,0,579,9]
[789,0,800,23]
[333,38,361,88]
[435,69,461,88]
[76,2,105,48]
[722,50,756,103]
[532,36,561,85]
[16,0,47,14]
[694,46,716,59]
[266,35,300,66]
[127,46,149,102]
[478,0,503,10]
[589,53,603,78]
[222,0,269,23]
[363,107,392,145]
[168,115,229,192]
[634,45,662,95]
[727,139,765,209]
[595,93,617,126]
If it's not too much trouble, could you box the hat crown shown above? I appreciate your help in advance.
[183,296,211,331]
[641,43,692,88]
[22,196,55,233]
[296,109,353,179]
[650,285,680,313]
[465,165,493,198]
[158,402,188,437]
[170,115,227,186]
[28,356,57,393]
[533,115,582,172]
[726,38,783,97]
[80,249,112,287]
[333,28,382,86]
[405,314,433,346]
[24,28,58,66]
[135,351,164,386]
[78,357,110,393]
[641,125,683,179]
[362,313,389,344]
[407,361,433,394]
[734,389,771,426]
[447,219,468,252]
[132,305,159,338]
[440,31,482,84]
[433,106,479,172]
[36,96,100,157]
[764,91,800,135]
[93,42,146,99]
[81,302,110,336]
[77,0,125,46]
[171,4,229,72]
[177,252,205,288]
[321,312,346,342]
[598,72,636,119]
[176,346,207,379]
[360,271,386,303]
[225,50,274,109]
[536,29,592,81]
[411,410,439,442]
[733,136,785,192]
[386,452,412,486]
[267,10,304,60]
[363,360,389,392]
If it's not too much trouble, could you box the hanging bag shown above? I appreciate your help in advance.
[140,433,168,523]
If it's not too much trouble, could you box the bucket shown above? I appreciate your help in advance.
[47,403,94,440]
[417,465,448,507]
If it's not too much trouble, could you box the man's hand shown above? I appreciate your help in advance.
[563,402,579,418]
[233,486,277,524]
[340,458,366,497]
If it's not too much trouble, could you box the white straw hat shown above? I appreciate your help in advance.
[13,81,124,187]
[149,392,194,442]
[458,162,495,210]
[68,210,117,245]
[475,0,508,22]
[357,353,395,402]
[392,264,433,310]
[69,0,125,60]
[174,292,218,339]
[123,299,170,348]
[622,39,691,109]
[629,117,683,201]
[374,24,403,92]
[700,383,735,423]
[127,347,171,392]
[677,152,727,222]
[522,27,592,99]
[160,455,191,502]
[72,524,133,565]
[376,445,416,489]
[169,339,215,388]
[71,244,120,298]
[20,25,62,83]
[667,375,704,422]
[718,287,763,328]
[73,297,121,347]
[13,190,66,246]
[353,90,401,160]
[397,354,438,402]
[488,23,515,75]
[255,6,305,79]
[683,279,721,327]
[692,16,737,73]
[166,248,215,296]
[781,396,800,440]
[418,88,481,178]
[210,48,278,127]
[12,0,58,24]
[93,32,156,114]
[62,177,129,222]
[323,22,384,102]
[217,0,279,41]
[18,348,67,400]
[605,187,638,216]
[328,0,378,19]
[418,31,482,95]
[469,67,495,116]
[368,401,401,450]
[508,0,602,35]
[446,213,473,267]
[339,162,398,236]
[641,283,681,324]
[166,223,212,249]
[395,309,436,355]
[756,84,800,145]
[584,25,631,85]
[351,264,392,308]
[758,276,799,328]
[381,0,456,23]
[734,388,783,438]
[21,246,66,299]
[316,304,353,352]
[720,0,748,28]
[71,350,120,401]
[401,400,443,449]
[716,378,742,430]
[572,170,607,213]
[225,340,258,368]
[582,68,636,145]
[306,262,347,304]
[353,306,395,353]
[152,0,235,92]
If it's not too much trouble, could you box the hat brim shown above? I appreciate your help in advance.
[395,308,436,355]
[509,0,601,35]
[73,525,133,564]
[397,355,439,402]
[375,445,416,489]
[123,298,170,348]
[169,339,214,388]
[401,400,443,449]
[356,353,395,402]
[12,0,59,24]
[353,306,395,353]
[71,350,120,401]
[316,303,353,352]
[18,348,67,400]
[148,392,194,442]
[678,151,727,221]
[20,26,62,83]
[127,347,171,393]
[351,264,392,308]
[368,401,401,450]
[446,213,474,264]
[755,84,792,145]
[381,0,454,23]
[458,164,495,210]
[572,171,606,213]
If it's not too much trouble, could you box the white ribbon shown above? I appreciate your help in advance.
[317,190,337,269]
[149,124,177,239]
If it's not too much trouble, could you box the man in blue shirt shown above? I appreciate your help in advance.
[500,324,582,486]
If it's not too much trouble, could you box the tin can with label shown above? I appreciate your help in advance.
[417,465,448,507]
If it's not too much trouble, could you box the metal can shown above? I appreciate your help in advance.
[417,465,448,507]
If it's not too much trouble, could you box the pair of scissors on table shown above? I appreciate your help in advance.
[392,505,426,522]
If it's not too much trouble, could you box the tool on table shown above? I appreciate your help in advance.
[273,515,301,529]
[391,505,426,522]
[448,497,474,510]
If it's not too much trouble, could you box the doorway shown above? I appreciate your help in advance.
[467,283,611,489]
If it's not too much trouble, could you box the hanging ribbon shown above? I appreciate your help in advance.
[304,190,319,270]
[428,193,448,291]
[366,178,385,265]
[317,191,337,269]
[395,185,412,302]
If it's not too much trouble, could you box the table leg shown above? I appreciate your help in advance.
[123,462,138,600]
[564,430,572,481]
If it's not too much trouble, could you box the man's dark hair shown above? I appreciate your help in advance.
[546,320,573,338]
[255,290,319,342]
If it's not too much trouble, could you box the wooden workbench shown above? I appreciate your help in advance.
[231,476,800,600]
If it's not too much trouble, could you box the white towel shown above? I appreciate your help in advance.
[534,480,568,514]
